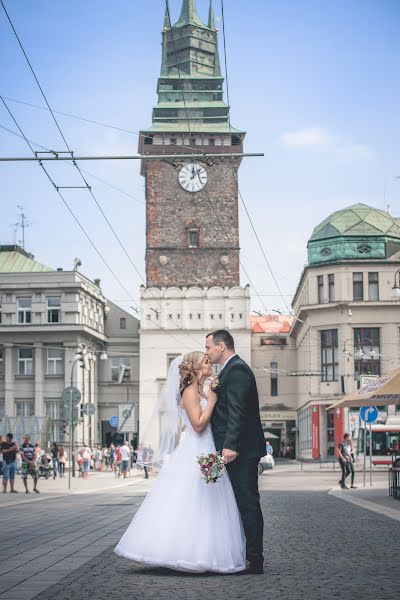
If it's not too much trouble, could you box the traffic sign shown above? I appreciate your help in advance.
[62,387,81,407]
[81,403,96,417]
[109,415,118,427]
[360,405,378,424]
[118,404,136,433]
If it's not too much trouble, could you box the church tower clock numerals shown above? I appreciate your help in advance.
[178,163,208,193]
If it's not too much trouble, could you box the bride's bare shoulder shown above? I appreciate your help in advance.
[181,385,200,406]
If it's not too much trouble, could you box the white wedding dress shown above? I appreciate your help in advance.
[114,397,246,573]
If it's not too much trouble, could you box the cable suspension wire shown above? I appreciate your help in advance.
[0,6,202,346]
[219,0,294,316]
[0,101,198,348]
[0,122,145,205]
[0,103,200,349]
[0,96,140,311]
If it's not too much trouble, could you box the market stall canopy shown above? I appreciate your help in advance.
[327,368,400,410]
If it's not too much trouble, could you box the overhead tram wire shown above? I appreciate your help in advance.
[164,0,270,316]
[0,104,199,350]
[220,0,293,317]
[0,101,197,349]
[0,4,200,346]
[0,123,144,205]
[0,96,140,312]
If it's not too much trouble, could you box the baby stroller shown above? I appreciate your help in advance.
[37,453,52,479]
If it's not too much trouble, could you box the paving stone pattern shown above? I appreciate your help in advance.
[35,491,398,600]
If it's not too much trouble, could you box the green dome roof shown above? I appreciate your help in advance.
[310,203,400,241]
[308,204,400,265]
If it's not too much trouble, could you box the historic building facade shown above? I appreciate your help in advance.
[139,0,251,438]
[291,204,400,458]
[0,245,139,448]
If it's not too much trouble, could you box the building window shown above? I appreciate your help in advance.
[210,314,214,320]
[368,272,379,301]
[45,400,64,420]
[321,330,338,382]
[170,137,177,145]
[18,348,33,375]
[209,138,215,146]
[17,297,31,323]
[144,134,153,145]
[328,274,335,303]
[120,317,126,329]
[189,313,193,319]
[47,348,64,375]
[354,328,380,380]
[270,362,278,396]
[188,228,199,248]
[190,137,196,146]
[16,401,34,417]
[0,349,3,378]
[353,273,364,301]
[317,275,324,304]
[47,297,61,323]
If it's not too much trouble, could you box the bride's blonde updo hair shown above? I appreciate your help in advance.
[179,351,205,395]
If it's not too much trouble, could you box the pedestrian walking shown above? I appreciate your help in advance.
[115,445,122,477]
[338,433,351,489]
[1,433,19,493]
[265,441,273,456]
[0,435,4,477]
[120,442,130,479]
[141,445,149,479]
[58,446,67,477]
[20,434,39,494]
[346,437,357,489]
[94,447,103,471]
[103,446,109,470]
[50,442,59,479]
[78,444,92,480]
[109,444,116,472]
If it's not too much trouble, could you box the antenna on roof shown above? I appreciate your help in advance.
[16,206,31,250]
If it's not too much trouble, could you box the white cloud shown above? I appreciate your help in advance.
[279,127,373,159]
[280,127,330,148]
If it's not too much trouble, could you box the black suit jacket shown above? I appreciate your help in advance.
[211,355,265,460]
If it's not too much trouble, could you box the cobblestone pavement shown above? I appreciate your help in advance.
[35,485,398,600]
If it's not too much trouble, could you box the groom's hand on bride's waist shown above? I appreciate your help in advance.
[222,449,238,464]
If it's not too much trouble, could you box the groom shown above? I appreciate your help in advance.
[205,330,265,574]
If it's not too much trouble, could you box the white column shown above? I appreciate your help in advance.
[4,344,14,416]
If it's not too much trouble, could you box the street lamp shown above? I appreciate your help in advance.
[392,268,400,299]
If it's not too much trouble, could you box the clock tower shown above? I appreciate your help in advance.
[139,0,251,438]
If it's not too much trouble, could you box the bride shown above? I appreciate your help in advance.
[114,351,246,573]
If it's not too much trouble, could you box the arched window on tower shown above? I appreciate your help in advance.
[188,227,199,248]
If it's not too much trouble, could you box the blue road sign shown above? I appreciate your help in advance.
[109,415,118,428]
[360,405,378,423]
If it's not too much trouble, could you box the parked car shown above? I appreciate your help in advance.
[258,454,275,475]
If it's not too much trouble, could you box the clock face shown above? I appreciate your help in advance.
[178,163,208,193]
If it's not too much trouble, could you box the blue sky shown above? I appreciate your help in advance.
[1,0,399,314]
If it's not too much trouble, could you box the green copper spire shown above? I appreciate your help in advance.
[208,0,215,29]
[141,1,245,137]
[175,0,206,28]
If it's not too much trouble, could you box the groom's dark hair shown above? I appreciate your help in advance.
[207,330,235,351]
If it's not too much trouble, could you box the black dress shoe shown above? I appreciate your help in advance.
[241,560,264,575]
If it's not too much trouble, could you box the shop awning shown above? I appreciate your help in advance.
[326,367,400,410]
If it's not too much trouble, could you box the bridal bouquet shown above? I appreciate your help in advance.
[197,452,226,484]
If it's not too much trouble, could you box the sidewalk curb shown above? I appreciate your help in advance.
[329,487,400,523]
